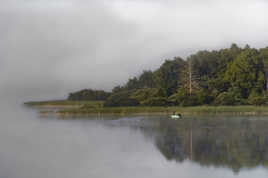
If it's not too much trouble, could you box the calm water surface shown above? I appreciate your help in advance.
[1,103,268,178]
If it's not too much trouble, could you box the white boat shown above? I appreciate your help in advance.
[170,113,182,120]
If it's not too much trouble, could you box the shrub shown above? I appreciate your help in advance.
[168,88,199,106]
[104,90,139,107]
[68,89,111,101]
[142,97,168,106]
[156,88,167,97]
[214,92,236,105]
[196,89,214,105]
[175,88,189,105]
[167,94,179,105]
[248,96,266,106]
[130,88,158,103]
[179,94,199,107]
[247,90,267,106]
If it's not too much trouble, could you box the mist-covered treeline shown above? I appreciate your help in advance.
[68,89,111,101]
[69,44,268,107]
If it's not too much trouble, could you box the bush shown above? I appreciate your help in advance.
[130,88,158,103]
[68,89,111,101]
[196,89,214,105]
[104,90,139,107]
[168,88,200,107]
[81,101,103,109]
[179,94,199,107]
[167,94,179,105]
[247,90,267,106]
[175,88,189,105]
[142,97,168,106]
[214,92,236,105]
[249,96,266,106]
[156,88,167,97]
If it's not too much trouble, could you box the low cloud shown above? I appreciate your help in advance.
[0,0,268,101]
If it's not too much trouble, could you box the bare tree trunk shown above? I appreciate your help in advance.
[189,61,192,95]
[266,78,268,91]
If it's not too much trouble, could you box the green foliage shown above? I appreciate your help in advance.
[189,50,220,79]
[124,71,157,90]
[196,89,213,105]
[167,94,179,105]
[214,92,236,105]
[104,90,139,107]
[68,89,111,101]
[260,47,268,75]
[81,101,104,109]
[169,88,200,106]
[112,85,124,93]
[248,96,266,106]
[58,105,268,116]
[224,48,265,98]
[176,88,190,106]
[153,57,186,96]
[112,70,156,92]
[141,97,168,106]
[207,78,230,93]
[67,44,268,107]
[24,100,103,106]
[125,77,140,90]
[156,88,167,97]
[180,94,200,106]
[138,70,156,88]
[130,88,158,103]
[248,91,267,106]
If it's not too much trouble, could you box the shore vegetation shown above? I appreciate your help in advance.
[25,44,268,116]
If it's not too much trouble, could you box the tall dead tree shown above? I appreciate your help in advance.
[189,59,192,95]
[179,59,200,94]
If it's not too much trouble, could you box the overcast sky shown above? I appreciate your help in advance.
[1,0,268,101]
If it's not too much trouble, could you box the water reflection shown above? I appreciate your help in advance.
[103,116,268,173]
[145,116,268,173]
[3,102,268,178]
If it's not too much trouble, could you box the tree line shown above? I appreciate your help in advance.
[68,44,268,106]
[68,89,111,101]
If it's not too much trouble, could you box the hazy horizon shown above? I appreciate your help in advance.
[2,2,268,178]
[1,0,268,102]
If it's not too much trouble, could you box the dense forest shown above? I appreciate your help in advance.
[68,44,268,107]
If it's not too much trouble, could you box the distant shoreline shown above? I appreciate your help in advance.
[24,100,268,118]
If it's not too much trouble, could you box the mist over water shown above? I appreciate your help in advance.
[1,1,268,177]
[1,102,268,178]
[0,103,156,178]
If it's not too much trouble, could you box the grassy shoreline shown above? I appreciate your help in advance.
[24,100,268,117]
[24,100,103,106]
[58,106,268,116]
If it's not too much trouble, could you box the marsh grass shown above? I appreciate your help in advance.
[24,100,104,106]
[25,100,268,116]
[58,105,268,115]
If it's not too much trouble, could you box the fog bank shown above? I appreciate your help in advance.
[1,0,268,101]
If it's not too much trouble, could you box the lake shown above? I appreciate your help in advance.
[1,103,268,178]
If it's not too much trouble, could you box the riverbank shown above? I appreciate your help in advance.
[24,100,103,106]
[58,105,268,116]
[24,100,268,117]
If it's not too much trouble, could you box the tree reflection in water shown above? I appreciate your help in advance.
[152,116,268,173]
